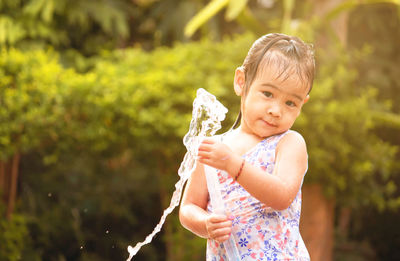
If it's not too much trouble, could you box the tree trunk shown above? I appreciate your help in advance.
[300,184,335,261]
[0,161,5,200]
[7,153,21,219]
[338,207,351,238]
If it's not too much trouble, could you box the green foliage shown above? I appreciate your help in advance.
[348,3,400,113]
[295,44,399,209]
[0,0,235,55]
[0,34,253,260]
[0,206,30,261]
[0,0,135,53]
[0,48,66,159]
[185,0,400,39]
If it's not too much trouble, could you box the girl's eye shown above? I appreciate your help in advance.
[263,91,273,98]
[286,100,296,107]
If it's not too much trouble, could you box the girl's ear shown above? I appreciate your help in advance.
[234,67,245,96]
[303,95,310,104]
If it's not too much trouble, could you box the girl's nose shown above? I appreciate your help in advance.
[267,103,281,117]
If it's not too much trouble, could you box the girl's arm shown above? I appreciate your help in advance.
[179,161,233,242]
[198,132,307,210]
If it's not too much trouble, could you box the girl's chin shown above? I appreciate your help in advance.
[256,130,279,138]
[257,128,287,138]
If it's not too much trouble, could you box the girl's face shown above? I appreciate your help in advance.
[234,63,310,139]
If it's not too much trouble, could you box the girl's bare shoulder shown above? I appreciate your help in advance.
[276,130,307,154]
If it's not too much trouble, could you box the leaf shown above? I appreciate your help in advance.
[23,0,45,16]
[41,0,54,23]
[371,111,400,129]
[225,0,248,21]
[79,0,129,38]
[0,16,26,44]
[184,0,229,37]
[0,17,7,43]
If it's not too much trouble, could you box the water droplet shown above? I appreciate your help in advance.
[80,246,84,250]
[106,230,109,234]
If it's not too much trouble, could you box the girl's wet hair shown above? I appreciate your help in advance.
[231,33,315,129]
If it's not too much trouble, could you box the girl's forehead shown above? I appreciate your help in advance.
[255,58,310,94]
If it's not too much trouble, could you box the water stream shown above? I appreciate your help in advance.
[127,88,232,260]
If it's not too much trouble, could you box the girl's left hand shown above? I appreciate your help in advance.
[197,138,233,171]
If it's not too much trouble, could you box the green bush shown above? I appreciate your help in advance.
[0,207,29,261]
[0,34,253,260]
[295,45,399,209]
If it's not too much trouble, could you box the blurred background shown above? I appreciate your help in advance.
[0,0,399,260]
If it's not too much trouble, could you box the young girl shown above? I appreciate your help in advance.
[179,33,315,260]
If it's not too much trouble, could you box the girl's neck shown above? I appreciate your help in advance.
[224,127,289,156]
[224,127,267,156]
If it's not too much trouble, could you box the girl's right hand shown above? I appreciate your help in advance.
[205,214,234,243]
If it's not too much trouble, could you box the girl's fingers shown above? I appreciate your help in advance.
[198,150,211,156]
[197,150,209,157]
[213,227,231,236]
[217,220,233,228]
[209,214,230,223]
[206,214,233,241]
[215,235,230,243]
[201,138,215,144]
[197,157,210,164]
[198,143,213,151]
[197,153,212,163]
[197,158,209,166]
[208,227,232,241]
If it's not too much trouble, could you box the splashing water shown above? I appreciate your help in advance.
[127,88,229,260]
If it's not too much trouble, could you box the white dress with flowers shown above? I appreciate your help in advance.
[206,130,310,261]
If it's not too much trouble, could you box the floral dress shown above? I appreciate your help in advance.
[206,130,310,261]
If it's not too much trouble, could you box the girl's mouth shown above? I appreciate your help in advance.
[263,120,277,127]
